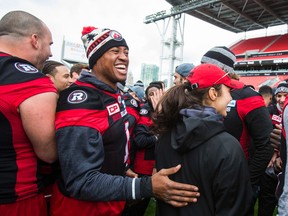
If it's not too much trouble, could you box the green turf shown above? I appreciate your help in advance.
[144,198,278,216]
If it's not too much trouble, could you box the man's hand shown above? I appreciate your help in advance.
[152,164,200,207]
[274,157,282,173]
[270,124,282,150]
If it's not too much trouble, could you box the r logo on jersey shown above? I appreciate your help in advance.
[14,62,38,73]
[107,103,120,116]
[130,99,138,107]
[67,90,88,104]
[140,108,148,115]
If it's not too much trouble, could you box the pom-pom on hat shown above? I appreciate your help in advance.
[186,63,244,90]
[201,46,236,73]
[175,63,195,78]
[81,26,128,68]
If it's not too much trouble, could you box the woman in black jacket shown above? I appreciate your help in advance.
[153,63,253,216]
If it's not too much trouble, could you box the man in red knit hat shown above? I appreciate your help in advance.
[50,26,200,216]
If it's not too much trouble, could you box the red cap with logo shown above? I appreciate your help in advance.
[186,63,244,90]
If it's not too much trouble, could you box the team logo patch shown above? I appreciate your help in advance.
[110,30,123,41]
[107,103,120,116]
[67,90,88,104]
[227,100,236,107]
[118,96,122,104]
[140,108,148,115]
[271,114,282,123]
[130,99,138,107]
[14,62,38,73]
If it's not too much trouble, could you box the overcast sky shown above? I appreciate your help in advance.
[1,0,287,80]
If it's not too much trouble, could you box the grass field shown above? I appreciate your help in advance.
[144,198,278,216]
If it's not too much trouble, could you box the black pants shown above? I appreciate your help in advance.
[258,172,278,216]
[122,198,151,216]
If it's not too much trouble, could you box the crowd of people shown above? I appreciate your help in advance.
[1,9,288,216]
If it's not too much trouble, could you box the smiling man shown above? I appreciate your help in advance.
[50,26,200,216]
[43,60,72,92]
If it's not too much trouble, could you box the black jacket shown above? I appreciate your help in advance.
[156,107,252,216]
[224,86,273,185]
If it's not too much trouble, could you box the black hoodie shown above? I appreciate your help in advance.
[155,107,253,216]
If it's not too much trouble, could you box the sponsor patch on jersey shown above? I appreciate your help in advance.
[67,90,88,104]
[271,114,282,123]
[140,108,148,115]
[227,100,236,107]
[14,62,38,73]
[130,99,138,107]
[107,103,120,116]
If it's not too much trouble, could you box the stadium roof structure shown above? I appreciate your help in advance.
[163,0,288,33]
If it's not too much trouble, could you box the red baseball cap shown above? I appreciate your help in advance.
[186,63,244,90]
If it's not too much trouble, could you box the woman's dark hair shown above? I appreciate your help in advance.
[152,82,222,135]
[149,81,165,89]
[145,83,162,97]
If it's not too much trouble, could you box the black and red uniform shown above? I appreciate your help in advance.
[122,92,141,167]
[133,102,157,176]
[224,85,273,214]
[124,102,157,216]
[0,53,57,214]
[224,85,273,185]
[257,103,282,216]
[50,72,152,216]
[277,97,288,213]
[269,104,282,126]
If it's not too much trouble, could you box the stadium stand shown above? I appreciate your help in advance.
[228,33,288,90]
[164,0,288,90]
[231,35,280,55]
[265,34,288,52]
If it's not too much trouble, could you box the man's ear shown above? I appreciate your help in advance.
[31,34,39,49]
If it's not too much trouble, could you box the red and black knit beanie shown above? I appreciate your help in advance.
[81,26,128,68]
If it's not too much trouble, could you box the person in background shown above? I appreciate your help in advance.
[129,85,146,103]
[153,63,252,215]
[277,86,288,214]
[257,82,288,216]
[0,10,58,216]
[42,60,72,92]
[150,80,166,90]
[173,63,195,86]
[42,60,72,210]
[259,85,273,107]
[122,85,144,178]
[201,46,273,215]
[124,82,163,216]
[134,80,145,91]
[70,63,89,82]
[50,26,200,216]
[148,81,166,108]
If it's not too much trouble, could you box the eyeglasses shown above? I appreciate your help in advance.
[213,73,229,85]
